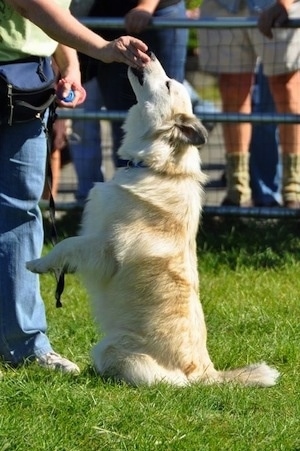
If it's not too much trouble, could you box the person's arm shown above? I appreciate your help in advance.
[258,0,294,39]
[124,0,160,34]
[277,0,295,5]
[5,0,150,66]
[52,44,86,107]
[53,44,81,85]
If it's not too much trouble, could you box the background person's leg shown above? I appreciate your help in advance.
[249,63,281,207]
[70,77,104,203]
[268,70,300,208]
[219,72,253,206]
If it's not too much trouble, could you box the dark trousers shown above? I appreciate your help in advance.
[249,63,281,206]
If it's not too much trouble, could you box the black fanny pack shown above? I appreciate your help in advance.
[0,56,56,125]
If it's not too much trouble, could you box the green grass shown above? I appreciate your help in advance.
[1,216,300,451]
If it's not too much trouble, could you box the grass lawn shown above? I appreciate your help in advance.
[0,215,299,451]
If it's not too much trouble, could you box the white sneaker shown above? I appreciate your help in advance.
[36,351,80,374]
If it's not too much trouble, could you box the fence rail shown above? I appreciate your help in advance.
[79,17,300,30]
[57,109,300,125]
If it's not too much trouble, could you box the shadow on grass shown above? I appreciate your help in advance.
[43,208,300,269]
[198,216,300,269]
[43,208,83,245]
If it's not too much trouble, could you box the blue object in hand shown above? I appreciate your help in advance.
[61,90,75,102]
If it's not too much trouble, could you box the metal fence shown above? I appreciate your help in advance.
[55,17,300,218]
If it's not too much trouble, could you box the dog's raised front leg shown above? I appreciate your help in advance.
[26,235,116,278]
[26,236,87,274]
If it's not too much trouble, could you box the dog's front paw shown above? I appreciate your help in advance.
[26,258,50,274]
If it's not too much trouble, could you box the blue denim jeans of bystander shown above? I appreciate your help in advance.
[0,115,52,364]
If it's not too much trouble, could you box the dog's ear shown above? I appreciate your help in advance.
[174,114,208,147]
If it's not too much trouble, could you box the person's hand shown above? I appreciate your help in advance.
[124,8,153,34]
[97,36,150,67]
[186,7,200,20]
[55,78,86,108]
[258,3,289,39]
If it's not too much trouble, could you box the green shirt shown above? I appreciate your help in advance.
[0,0,71,61]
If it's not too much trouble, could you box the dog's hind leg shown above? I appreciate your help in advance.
[92,341,189,387]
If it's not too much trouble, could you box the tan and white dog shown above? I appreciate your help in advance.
[27,53,279,387]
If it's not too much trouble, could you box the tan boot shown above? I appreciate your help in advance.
[222,152,252,207]
[282,153,300,208]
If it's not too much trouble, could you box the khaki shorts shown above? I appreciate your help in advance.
[198,0,300,76]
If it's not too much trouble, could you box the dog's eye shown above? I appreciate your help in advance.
[165,80,171,92]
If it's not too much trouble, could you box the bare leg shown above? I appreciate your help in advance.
[42,148,61,200]
[268,71,300,207]
[219,72,253,154]
[218,73,254,205]
[268,71,300,155]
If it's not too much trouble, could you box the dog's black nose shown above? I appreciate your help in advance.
[146,50,156,61]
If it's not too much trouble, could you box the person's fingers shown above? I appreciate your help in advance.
[274,14,290,27]
[113,37,150,66]
[56,79,86,107]
[124,37,150,62]
[98,36,150,66]
[60,82,72,99]
[258,5,289,39]
[258,12,274,38]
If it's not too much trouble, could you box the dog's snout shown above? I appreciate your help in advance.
[146,50,156,61]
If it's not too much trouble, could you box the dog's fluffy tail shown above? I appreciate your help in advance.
[217,362,279,387]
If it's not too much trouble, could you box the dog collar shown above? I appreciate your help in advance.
[127,161,148,168]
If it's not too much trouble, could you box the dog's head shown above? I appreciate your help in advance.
[118,52,208,177]
[129,52,195,117]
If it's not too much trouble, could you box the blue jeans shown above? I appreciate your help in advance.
[96,0,188,166]
[249,64,282,206]
[69,77,104,202]
[0,116,52,364]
